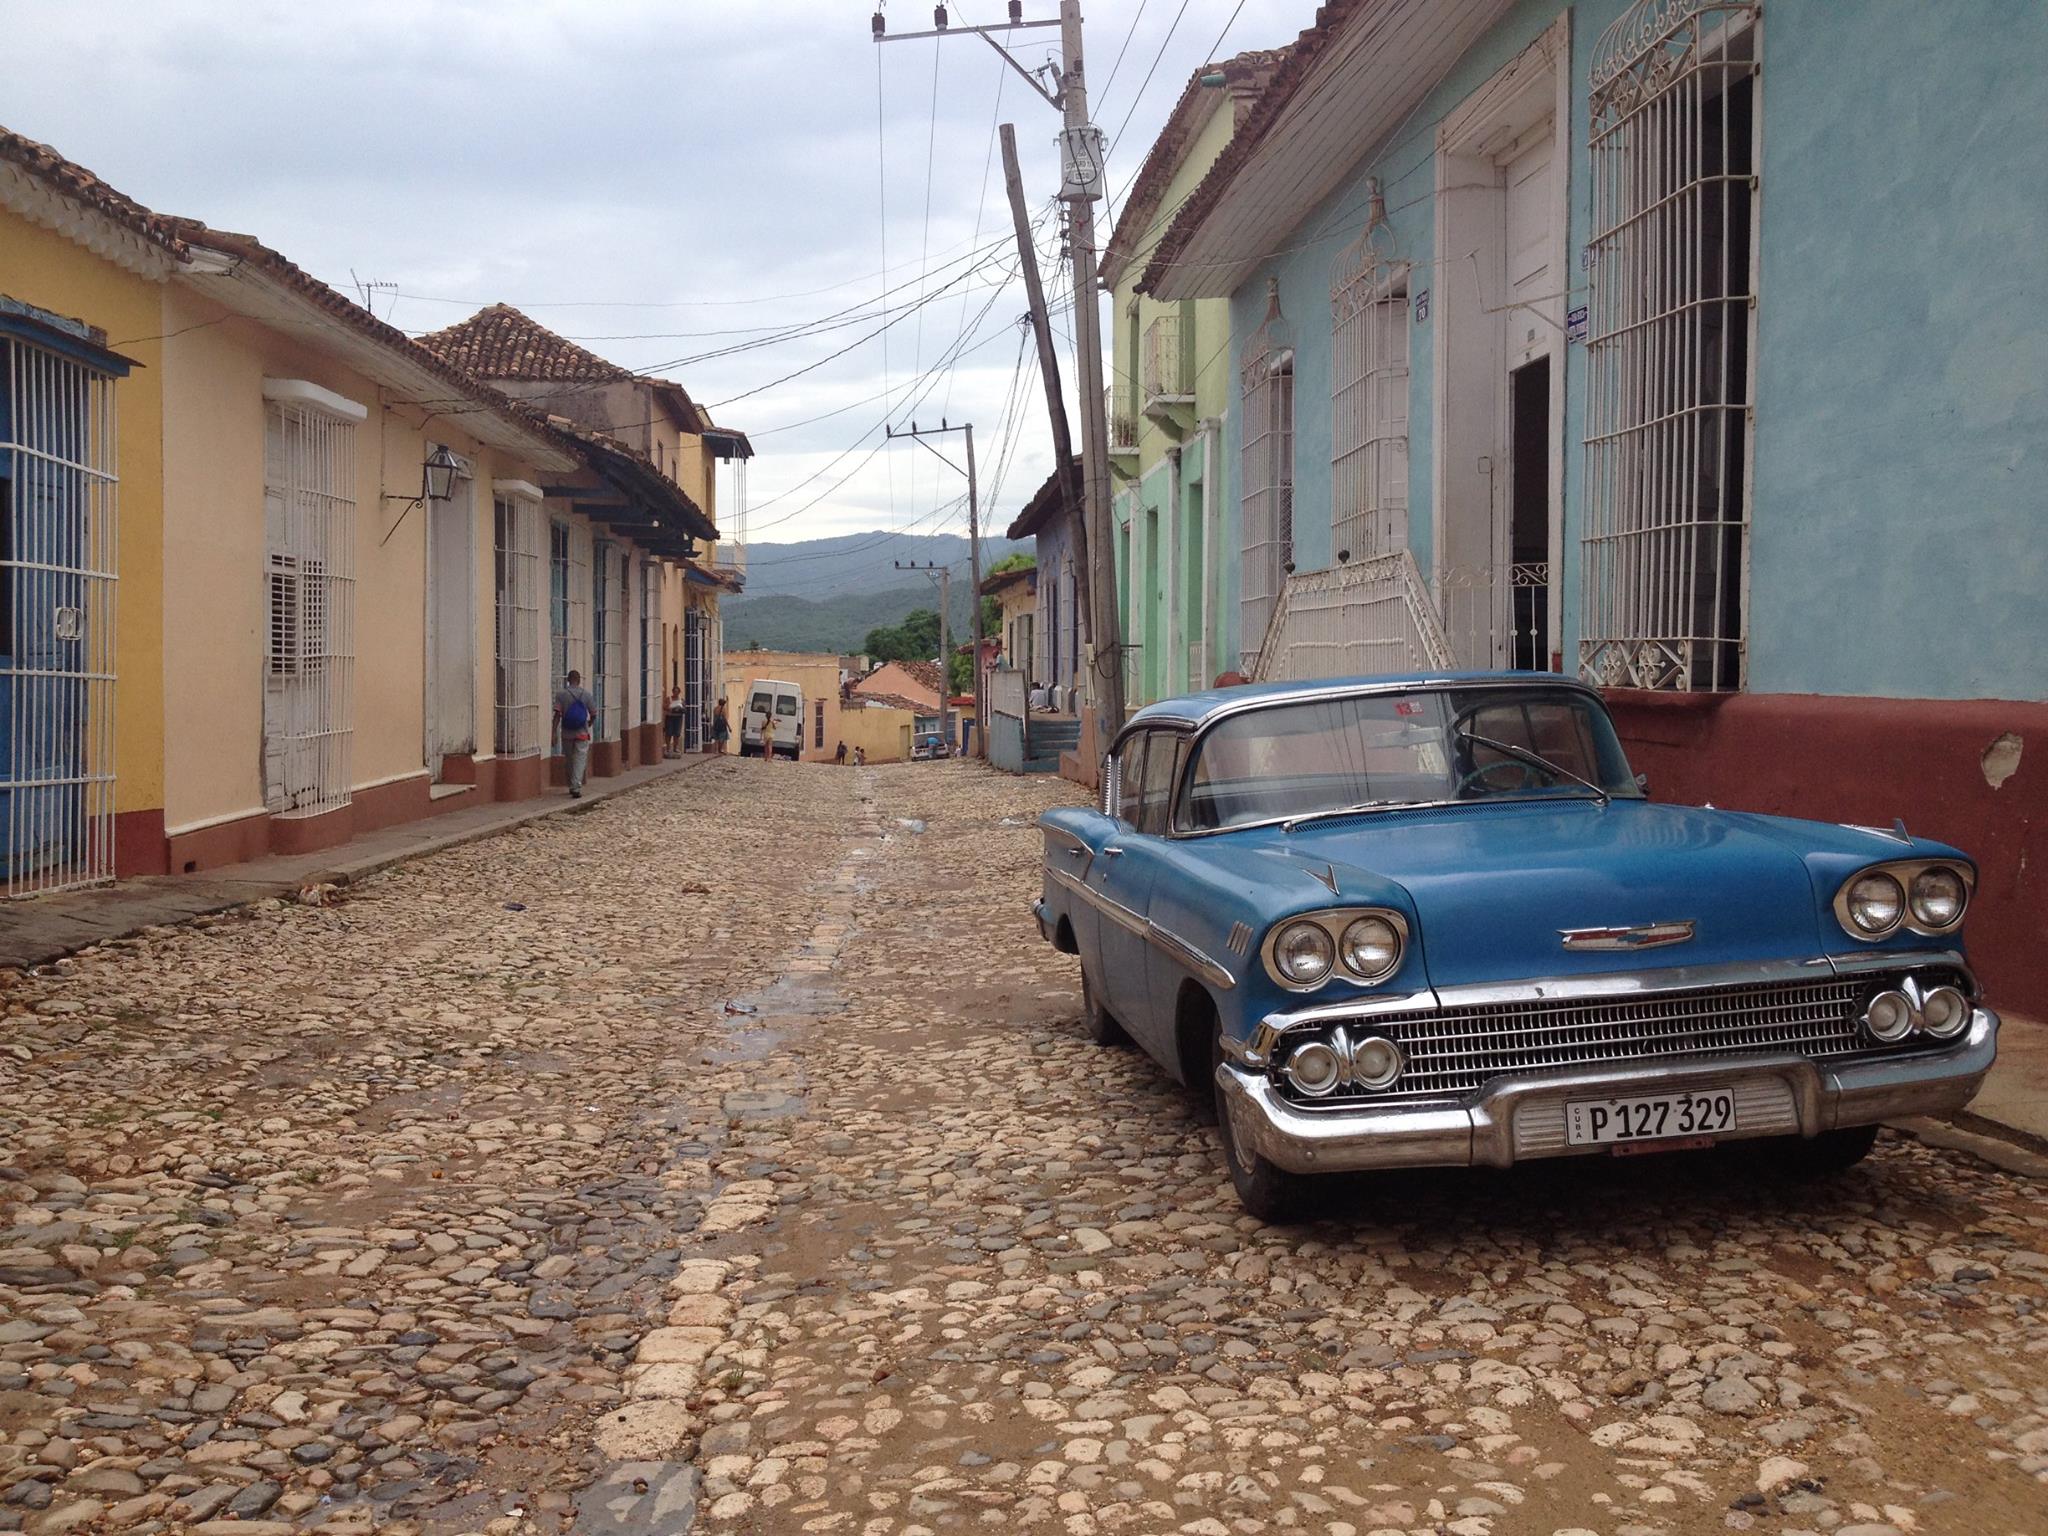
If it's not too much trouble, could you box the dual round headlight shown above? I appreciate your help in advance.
[1279,1031,1405,1096]
[1840,863,1970,938]
[1861,981,1973,1044]
[1268,910,1405,989]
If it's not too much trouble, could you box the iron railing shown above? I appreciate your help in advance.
[1141,312,1193,406]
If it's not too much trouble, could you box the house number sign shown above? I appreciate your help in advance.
[1413,289,1430,324]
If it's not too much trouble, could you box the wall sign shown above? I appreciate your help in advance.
[1566,306,1589,344]
[1580,245,1598,270]
[1413,289,1430,324]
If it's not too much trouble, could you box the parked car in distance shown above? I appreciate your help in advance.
[740,679,803,759]
[1032,672,1998,1220]
[912,732,950,761]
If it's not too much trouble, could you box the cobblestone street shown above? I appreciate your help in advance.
[1,760,2046,1536]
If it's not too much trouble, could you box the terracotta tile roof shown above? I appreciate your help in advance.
[0,126,188,256]
[849,692,928,715]
[980,564,1036,599]
[892,659,948,696]
[1141,2,1371,296]
[1100,48,1289,285]
[419,303,634,383]
[1006,456,1082,541]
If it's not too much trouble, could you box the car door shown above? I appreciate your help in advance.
[1094,729,1180,1051]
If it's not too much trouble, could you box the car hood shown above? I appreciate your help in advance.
[1235,799,1832,986]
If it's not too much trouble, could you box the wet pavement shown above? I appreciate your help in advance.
[0,758,2044,1535]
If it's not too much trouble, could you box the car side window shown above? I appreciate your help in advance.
[1135,732,1181,836]
[1112,733,1147,829]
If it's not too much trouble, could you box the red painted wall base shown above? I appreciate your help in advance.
[1606,691,2044,1018]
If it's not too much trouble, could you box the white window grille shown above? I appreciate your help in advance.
[1,328,120,897]
[1331,232,1410,564]
[1239,285,1295,671]
[593,540,625,739]
[1581,0,1760,692]
[1141,311,1192,406]
[262,395,357,818]
[640,557,660,725]
[493,493,545,758]
[683,607,706,751]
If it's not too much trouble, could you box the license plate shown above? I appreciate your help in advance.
[1565,1089,1736,1147]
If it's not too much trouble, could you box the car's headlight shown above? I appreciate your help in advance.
[1340,915,1402,981]
[1262,909,1410,990]
[1919,984,1971,1040]
[1280,1038,1342,1096]
[1271,921,1335,986]
[1909,866,1968,931]
[1845,872,1905,936]
[1836,861,1973,940]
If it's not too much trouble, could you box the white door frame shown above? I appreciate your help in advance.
[1429,13,1570,666]
[424,454,477,781]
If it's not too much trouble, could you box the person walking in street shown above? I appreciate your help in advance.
[663,686,686,759]
[553,671,597,798]
[710,697,731,755]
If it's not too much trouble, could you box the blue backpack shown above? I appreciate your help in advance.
[563,696,591,733]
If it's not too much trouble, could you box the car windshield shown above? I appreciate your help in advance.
[1180,685,1643,832]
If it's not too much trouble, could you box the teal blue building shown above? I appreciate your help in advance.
[1140,0,2048,1012]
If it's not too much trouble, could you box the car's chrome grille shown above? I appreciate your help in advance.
[1288,972,1953,1105]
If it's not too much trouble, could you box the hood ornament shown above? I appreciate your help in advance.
[1560,920,1696,951]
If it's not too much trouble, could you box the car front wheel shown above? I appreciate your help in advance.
[1212,1032,1315,1223]
[1081,969,1129,1048]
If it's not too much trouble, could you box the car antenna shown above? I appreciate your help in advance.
[1893,816,1910,841]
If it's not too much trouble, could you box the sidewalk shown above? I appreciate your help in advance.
[0,752,720,972]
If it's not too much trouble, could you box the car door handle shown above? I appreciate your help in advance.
[1100,845,1125,858]
[1062,845,1085,858]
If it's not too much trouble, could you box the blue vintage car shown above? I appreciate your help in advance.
[1032,673,1998,1220]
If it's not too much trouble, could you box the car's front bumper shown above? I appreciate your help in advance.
[1215,1007,1999,1175]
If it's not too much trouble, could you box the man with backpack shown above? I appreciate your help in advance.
[553,670,598,798]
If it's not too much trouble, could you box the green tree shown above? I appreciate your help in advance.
[863,608,943,664]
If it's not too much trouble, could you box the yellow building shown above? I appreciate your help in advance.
[1,130,180,892]
[723,650,848,764]
[419,305,752,753]
[1,125,731,884]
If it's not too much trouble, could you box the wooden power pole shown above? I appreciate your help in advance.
[1000,122,1087,633]
[887,415,985,755]
[876,1,1124,759]
[895,557,953,752]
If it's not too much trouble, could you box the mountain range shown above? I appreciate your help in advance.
[723,531,1025,655]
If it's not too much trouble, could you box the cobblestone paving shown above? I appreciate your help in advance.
[1,760,2045,1536]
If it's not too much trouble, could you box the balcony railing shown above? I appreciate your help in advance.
[1107,386,1138,455]
[1142,313,1194,407]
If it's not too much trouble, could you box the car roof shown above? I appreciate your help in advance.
[1126,670,1597,731]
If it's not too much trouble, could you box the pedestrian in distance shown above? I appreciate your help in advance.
[663,686,686,759]
[852,745,866,767]
[759,709,776,763]
[834,740,848,765]
[553,671,598,798]
[711,697,731,755]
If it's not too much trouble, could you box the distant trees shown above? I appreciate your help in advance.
[863,608,942,664]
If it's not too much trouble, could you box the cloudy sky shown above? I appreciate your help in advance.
[0,0,1315,545]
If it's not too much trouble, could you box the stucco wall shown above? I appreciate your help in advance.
[1747,0,2048,701]
[1221,0,2048,703]
[0,211,167,828]
[838,705,915,764]
[160,286,544,832]
[727,650,844,761]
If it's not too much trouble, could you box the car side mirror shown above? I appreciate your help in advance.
[1635,772,1650,798]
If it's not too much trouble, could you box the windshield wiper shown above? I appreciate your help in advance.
[1455,730,1610,804]
[1281,798,1450,832]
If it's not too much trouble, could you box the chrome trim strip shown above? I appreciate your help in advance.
[1148,921,1237,992]
[1436,956,1840,1010]
[1826,948,1973,989]
[1559,919,1696,951]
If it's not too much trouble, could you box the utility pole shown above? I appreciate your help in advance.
[1055,0,1124,743]
[875,0,1124,761]
[1000,122,1087,631]
[886,418,985,756]
[894,558,953,752]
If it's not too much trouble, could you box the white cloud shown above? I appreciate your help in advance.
[0,0,1315,540]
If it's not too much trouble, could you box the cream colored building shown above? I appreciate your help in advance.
[420,305,751,754]
[0,124,726,881]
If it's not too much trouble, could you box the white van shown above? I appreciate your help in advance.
[741,680,803,760]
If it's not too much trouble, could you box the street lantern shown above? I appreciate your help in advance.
[421,444,461,503]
